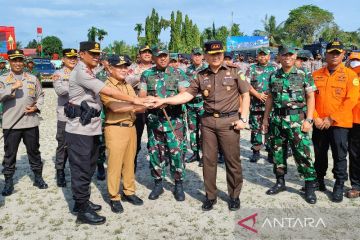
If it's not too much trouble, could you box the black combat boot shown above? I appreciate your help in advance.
[217,152,225,164]
[316,178,326,192]
[266,175,286,195]
[97,163,105,181]
[250,150,260,163]
[174,180,185,201]
[33,172,48,189]
[2,175,14,196]
[56,169,66,187]
[73,200,102,213]
[148,179,164,200]
[76,202,106,225]
[332,180,344,203]
[304,180,317,204]
[186,151,200,163]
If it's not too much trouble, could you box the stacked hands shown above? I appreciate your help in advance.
[11,80,38,114]
[133,96,247,130]
[134,96,167,109]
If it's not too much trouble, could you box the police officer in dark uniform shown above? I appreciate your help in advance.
[0,49,48,196]
[151,41,250,211]
[65,41,145,225]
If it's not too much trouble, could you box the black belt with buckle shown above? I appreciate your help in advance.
[274,108,304,116]
[204,111,238,118]
[250,110,264,115]
[105,122,134,127]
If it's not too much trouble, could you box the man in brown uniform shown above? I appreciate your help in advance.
[151,40,250,211]
[100,54,144,213]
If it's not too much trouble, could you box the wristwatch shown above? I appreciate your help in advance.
[240,117,248,123]
[305,118,314,124]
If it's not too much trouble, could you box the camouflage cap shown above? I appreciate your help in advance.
[25,57,34,63]
[0,56,6,63]
[256,47,271,55]
[279,46,297,55]
[169,53,179,60]
[151,46,169,57]
[191,47,203,55]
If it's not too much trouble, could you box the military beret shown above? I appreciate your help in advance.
[0,56,7,63]
[191,47,203,55]
[25,57,34,63]
[63,48,78,57]
[169,53,179,60]
[151,46,169,57]
[203,40,224,54]
[79,41,101,53]
[108,54,132,67]
[7,49,24,60]
[278,46,297,55]
[257,47,271,55]
[326,39,344,53]
[139,44,152,53]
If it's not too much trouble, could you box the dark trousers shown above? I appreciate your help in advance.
[201,114,242,199]
[349,124,360,190]
[65,132,100,204]
[312,126,349,182]
[134,112,146,171]
[55,121,68,170]
[2,127,42,176]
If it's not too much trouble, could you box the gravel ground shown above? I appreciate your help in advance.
[0,88,359,240]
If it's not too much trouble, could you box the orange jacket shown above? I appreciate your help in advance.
[312,63,359,128]
[352,66,360,124]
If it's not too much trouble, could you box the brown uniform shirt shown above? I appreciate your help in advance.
[100,77,136,124]
[186,64,250,113]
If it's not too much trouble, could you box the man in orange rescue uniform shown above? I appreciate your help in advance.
[346,52,360,198]
[312,40,359,203]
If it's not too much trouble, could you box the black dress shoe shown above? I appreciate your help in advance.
[202,198,217,211]
[122,194,144,206]
[73,201,101,213]
[97,163,106,181]
[228,198,240,211]
[110,200,124,213]
[76,205,106,225]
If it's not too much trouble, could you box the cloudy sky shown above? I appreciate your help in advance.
[2,0,359,49]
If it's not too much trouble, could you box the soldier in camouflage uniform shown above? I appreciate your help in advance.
[311,52,323,72]
[0,57,8,128]
[262,46,318,204]
[246,47,277,163]
[185,48,208,166]
[139,46,190,201]
[126,45,153,172]
[24,57,41,80]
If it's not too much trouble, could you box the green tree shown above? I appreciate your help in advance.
[253,15,285,46]
[193,24,201,47]
[26,39,38,48]
[103,40,137,60]
[230,23,243,36]
[41,36,62,57]
[215,26,229,47]
[144,8,167,46]
[87,27,97,41]
[16,41,22,49]
[97,28,108,42]
[134,23,144,41]
[283,5,334,44]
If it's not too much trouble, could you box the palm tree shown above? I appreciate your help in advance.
[97,28,108,42]
[134,23,144,41]
[253,15,285,47]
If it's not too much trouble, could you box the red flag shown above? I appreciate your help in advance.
[37,27,42,34]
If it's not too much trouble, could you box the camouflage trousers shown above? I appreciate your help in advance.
[186,105,204,153]
[270,122,316,181]
[249,111,270,151]
[147,125,186,181]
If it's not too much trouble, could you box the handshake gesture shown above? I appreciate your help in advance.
[134,96,168,109]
